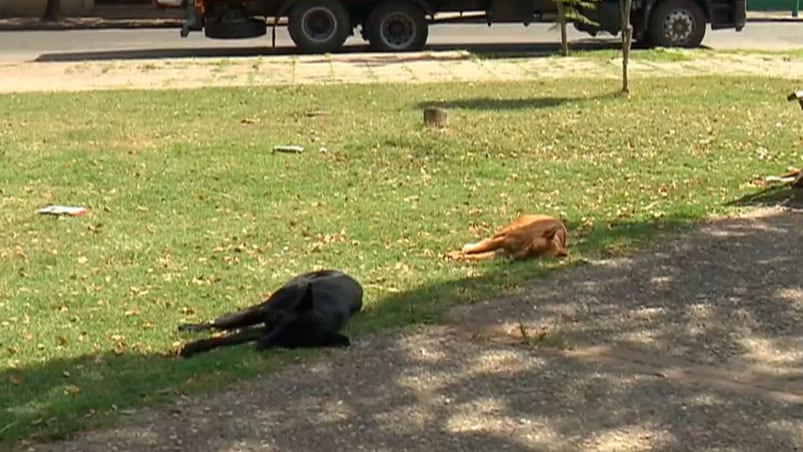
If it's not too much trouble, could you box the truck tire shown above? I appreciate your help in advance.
[364,1,428,52]
[647,0,706,48]
[288,0,352,53]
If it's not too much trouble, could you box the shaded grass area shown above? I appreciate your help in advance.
[0,76,799,446]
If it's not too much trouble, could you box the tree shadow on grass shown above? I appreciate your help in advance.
[5,209,803,451]
[417,91,619,112]
[0,213,695,448]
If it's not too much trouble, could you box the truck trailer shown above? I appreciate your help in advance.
[154,0,746,53]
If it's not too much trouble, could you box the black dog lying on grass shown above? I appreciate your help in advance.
[177,269,363,358]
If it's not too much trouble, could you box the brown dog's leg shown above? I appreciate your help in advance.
[461,236,506,254]
[456,250,505,261]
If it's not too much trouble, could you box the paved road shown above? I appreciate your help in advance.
[0,21,800,62]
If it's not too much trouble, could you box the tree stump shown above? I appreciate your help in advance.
[423,107,448,129]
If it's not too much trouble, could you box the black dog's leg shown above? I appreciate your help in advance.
[179,327,264,358]
[178,304,267,333]
[254,326,287,351]
[177,322,214,333]
[322,332,352,347]
[255,328,352,350]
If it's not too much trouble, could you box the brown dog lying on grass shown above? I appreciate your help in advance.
[447,214,569,261]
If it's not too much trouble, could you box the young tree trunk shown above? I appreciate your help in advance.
[556,0,569,56]
[618,0,634,93]
[42,0,61,22]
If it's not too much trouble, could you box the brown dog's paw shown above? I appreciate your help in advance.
[442,250,465,261]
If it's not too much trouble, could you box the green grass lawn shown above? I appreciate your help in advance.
[0,75,799,446]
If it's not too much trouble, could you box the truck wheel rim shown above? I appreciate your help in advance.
[302,7,338,43]
[380,12,417,50]
[662,9,695,44]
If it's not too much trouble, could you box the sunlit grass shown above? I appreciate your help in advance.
[0,75,799,445]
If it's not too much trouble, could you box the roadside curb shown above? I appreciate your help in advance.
[0,17,181,32]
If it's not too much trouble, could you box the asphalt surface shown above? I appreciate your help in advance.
[0,21,800,63]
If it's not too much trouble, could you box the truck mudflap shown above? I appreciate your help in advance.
[573,1,622,36]
[183,0,204,37]
[731,0,746,30]
[180,4,204,37]
[735,0,746,30]
[708,0,746,31]
[153,0,203,37]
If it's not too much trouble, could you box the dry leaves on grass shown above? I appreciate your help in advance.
[64,385,81,396]
[304,229,349,253]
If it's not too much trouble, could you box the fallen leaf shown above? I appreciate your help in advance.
[64,385,81,396]
[305,110,329,117]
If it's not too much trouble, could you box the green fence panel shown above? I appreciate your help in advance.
[747,0,800,16]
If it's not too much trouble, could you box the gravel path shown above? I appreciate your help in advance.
[28,206,803,451]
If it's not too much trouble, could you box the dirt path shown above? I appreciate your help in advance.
[2,50,803,94]
[27,206,803,451]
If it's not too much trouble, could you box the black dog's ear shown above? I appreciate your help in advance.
[296,283,314,310]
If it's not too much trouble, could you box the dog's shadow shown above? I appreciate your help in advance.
[726,184,803,210]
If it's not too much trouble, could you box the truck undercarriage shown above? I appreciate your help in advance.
[155,0,746,53]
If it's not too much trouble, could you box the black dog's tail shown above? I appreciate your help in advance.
[179,327,264,358]
[177,322,213,333]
